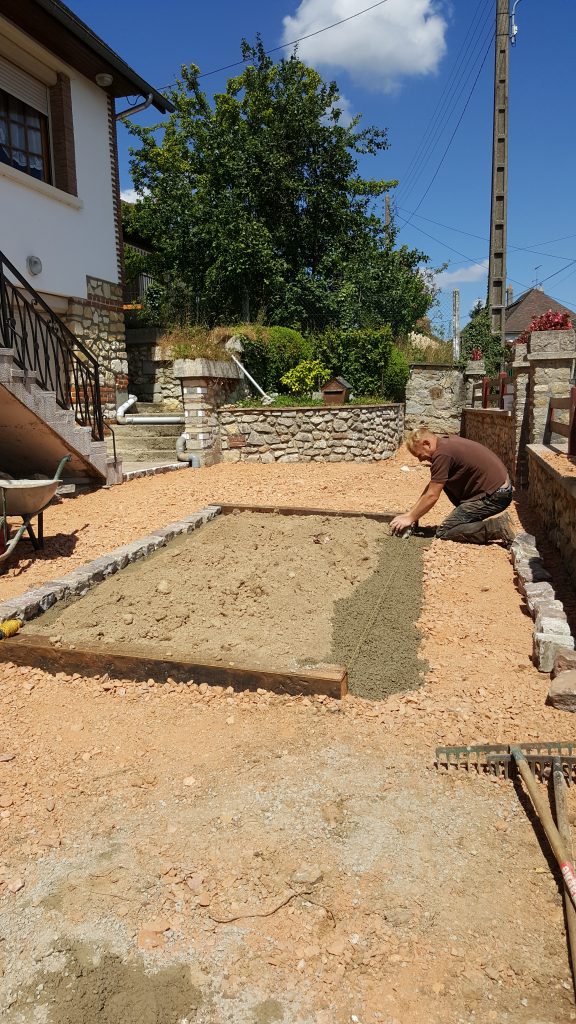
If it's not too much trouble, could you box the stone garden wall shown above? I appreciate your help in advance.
[461,409,516,478]
[218,404,403,463]
[527,444,576,580]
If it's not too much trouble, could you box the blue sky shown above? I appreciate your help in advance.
[79,0,576,332]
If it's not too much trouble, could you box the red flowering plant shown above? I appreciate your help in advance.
[529,309,573,332]
[470,346,483,360]
[513,309,573,346]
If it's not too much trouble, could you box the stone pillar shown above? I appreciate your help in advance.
[405,364,467,434]
[528,329,576,446]
[173,358,245,466]
[512,359,530,486]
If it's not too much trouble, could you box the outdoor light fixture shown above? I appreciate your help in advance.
[26,255,42,276]
[95,73,114,88]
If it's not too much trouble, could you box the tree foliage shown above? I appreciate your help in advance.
[126,40,434,334]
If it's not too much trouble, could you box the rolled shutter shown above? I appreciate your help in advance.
[0,55,48,115]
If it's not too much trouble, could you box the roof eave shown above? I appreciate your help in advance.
[35,0,175,113]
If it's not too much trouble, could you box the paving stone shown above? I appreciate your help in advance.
[535,613,571,636]
[548,671,576,712]
[534,632,575,673]
[523,581,556,613]
[552,648,576,678]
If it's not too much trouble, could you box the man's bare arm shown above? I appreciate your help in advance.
[390,481,444,533]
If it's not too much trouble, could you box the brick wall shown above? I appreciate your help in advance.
[462,409,516,478]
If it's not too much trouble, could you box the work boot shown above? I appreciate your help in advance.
[484,512,515,547]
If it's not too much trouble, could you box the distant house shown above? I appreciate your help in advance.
[505,287,576,342]
[0,0,173,482]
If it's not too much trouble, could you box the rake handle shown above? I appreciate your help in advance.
[513,748,576,911]
[553,759,576,996]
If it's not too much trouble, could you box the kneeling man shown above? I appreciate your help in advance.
[390,427,514,545]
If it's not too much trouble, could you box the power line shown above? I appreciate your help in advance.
[157,0,395,92]
[397,214,576,308]
[398,0,493,203]
[396,207,575,261]
[399,28,495,227]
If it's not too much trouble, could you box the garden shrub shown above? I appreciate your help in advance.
[382,347,409,401]
[280,359,331,395]
[312,326,394,395]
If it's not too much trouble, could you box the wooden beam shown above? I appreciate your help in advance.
[0,634,348,699]
[217,503,398,523]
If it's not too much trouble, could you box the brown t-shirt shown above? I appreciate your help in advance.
[430,435,508,505]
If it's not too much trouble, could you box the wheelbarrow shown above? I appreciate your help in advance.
[0,455,71,567]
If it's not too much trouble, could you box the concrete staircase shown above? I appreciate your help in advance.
[106,402,184,463]
[0,347,113,482]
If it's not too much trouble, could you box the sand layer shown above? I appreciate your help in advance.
[33,512,427,697]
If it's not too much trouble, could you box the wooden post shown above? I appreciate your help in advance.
[569,386,576,458]
[482,376,490,408]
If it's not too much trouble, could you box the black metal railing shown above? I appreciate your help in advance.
[0,250,104,442]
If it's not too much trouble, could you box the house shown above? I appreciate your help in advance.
[0,0,173,482]
[505,287,576,342]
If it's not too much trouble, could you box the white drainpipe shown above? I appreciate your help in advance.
[116,394,184,425]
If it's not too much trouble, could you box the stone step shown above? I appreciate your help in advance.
[107,430,179,450]
[109,447,182,462]
[133,402,181,415]
[112,421,183,436]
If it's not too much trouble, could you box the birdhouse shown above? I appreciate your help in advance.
[320,376,352,406]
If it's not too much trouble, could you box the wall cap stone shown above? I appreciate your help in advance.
[173,358,241,380]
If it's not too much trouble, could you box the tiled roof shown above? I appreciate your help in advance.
[505,288,575,333]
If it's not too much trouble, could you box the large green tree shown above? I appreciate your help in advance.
[127,40,434,332]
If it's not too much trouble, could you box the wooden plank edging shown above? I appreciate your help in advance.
[1,634,348,699]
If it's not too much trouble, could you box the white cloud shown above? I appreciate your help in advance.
[328,92,354,126]
[435,259,488,288]
[120,187,149,203]
[282,0,447,92]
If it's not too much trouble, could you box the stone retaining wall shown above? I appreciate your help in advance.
[462,409,516,478]
[63,275,128,410]
[125,328,180,405]
[218,404,403,463]
[527,445,576,580]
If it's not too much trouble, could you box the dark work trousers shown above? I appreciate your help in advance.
[436,485,514,544]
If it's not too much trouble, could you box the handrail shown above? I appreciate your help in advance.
[0,250,104,441]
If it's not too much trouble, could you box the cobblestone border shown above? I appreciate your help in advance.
[511,532,575,674]
[0,506,221,625]
[122,463,189,482]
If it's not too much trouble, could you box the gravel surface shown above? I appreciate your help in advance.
[1,451,575,1023]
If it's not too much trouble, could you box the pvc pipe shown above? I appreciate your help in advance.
[176,433,200,467]
[117,394,184,425]
[228,354,272,403]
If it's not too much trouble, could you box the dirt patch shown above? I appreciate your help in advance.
[33,512,427,697]
[6,944,202,1024]
[332,533,429,699]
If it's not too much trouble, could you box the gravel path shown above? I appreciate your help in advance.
[1,451,575,1023]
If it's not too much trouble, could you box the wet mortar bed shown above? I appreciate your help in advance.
[33,512,429,698]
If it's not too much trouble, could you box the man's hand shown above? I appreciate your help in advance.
[390,513,414,535]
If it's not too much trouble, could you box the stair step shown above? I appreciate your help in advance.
[113,422,184,436]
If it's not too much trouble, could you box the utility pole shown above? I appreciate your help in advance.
[452,289,461,361]
[487,0,512,344]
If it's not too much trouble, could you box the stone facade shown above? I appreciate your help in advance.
[527,444,576,581]
[63,275,128,411]
[218,404,403,464]
[405,365,476,434]
[462,409,516,477]
[125,328,181,405]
